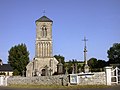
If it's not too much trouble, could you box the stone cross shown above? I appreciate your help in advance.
[82,37,88,65]
[75,63,77,74]
[59,58,61,63]
[43,10,46,16]
[78,68,82,73]
[22,70,25,77]
[82,37,89,73]
[49,68,53,76]
[72,64,75,74]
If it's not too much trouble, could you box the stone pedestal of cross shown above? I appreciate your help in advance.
[82,37,89,73]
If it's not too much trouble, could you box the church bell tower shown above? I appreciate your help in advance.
[35,16,53,58]
[26,15,58,77]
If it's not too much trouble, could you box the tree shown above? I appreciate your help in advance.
[107,43,120,64]
[97,60,107,68]
[88,58,107,72]
[54,55,65,64]
[88,58,97,68]
[8,43,29,76]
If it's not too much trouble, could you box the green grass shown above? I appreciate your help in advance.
[8,84,111,89]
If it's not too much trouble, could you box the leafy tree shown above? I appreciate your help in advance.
[88,58,97,68]
[54,55,65,64]
[88,58,107,72]
[97,60,107,68]
[107,43,120,64]
[8,43,29,76]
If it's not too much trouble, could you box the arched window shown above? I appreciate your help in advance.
[42,25,47,37]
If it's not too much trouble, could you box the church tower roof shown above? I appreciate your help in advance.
[35,16,53,22]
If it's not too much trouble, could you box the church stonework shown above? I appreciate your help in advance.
[26,16,58,77]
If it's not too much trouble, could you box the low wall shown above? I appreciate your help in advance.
[7,72,106,86]
[79,72,106,85]
[7,75,69,86]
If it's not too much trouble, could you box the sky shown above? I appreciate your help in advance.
[0,0,120,63]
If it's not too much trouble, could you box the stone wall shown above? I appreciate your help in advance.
[79,72,106,85]
[7,75,69,86]
[7,72,106,86]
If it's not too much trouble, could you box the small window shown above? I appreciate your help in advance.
[42,25,47,38]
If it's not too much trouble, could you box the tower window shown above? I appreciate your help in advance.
[42,25,47,37]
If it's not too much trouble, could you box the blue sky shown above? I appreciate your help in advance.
[0,0,120,63]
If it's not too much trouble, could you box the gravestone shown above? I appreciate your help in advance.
[72,64,75,74]
[75,63,77,74]
[57,61,63,74]
[49,68,53,76]
[22,70,25,77]
[72,63,78,74]
[34,69,38,76]
[78,68,82,73]
[45,65,49,76]
[65,67,68,74]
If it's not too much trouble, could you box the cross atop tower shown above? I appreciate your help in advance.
[43,10,46,16]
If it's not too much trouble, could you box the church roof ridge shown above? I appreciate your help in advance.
[35,15,53,22]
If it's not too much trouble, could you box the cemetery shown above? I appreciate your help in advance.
[5,64,120,86]
[0,15,120,87]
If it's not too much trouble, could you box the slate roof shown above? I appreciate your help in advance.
[0,64,13,71]
[35,16,53,22]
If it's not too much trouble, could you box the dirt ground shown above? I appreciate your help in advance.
[0,85,120,90]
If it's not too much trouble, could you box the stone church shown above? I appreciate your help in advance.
[26,15,58,77]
